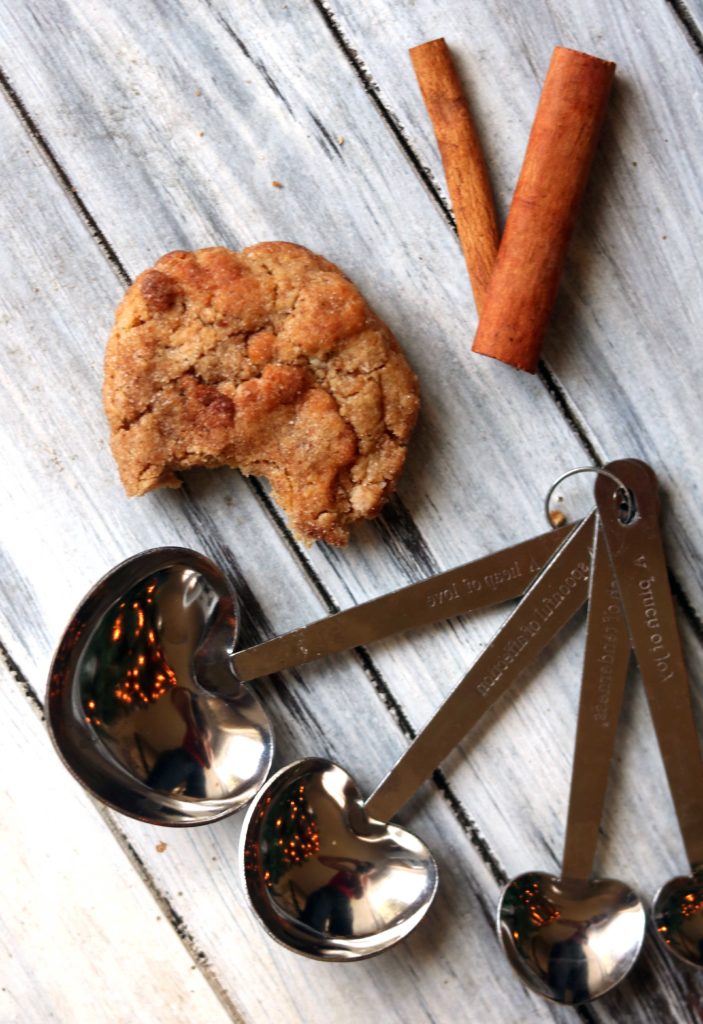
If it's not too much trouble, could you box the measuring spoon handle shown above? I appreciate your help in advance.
[561,519,631,880]
[231,525,573,684]
[596,459,703,871]
[365,512,596,823]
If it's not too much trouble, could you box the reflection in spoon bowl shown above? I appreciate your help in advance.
[498,872,645,1004]
[241,515,596,960]
[241,759,438,961]
[652,870,703,968]
[47,548,273,826]
[47,528,572,826]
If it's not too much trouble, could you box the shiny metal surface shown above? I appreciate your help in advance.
[366,513,595,822]
[596,460,703,870]
[241,515,595,959]
[47,548,273,825]
[498,873,645,1004]
[498,515,645,1004]
[47,527,573,826]
[652,870,703,967]
[559,520,632,881]
[241,759,437,961]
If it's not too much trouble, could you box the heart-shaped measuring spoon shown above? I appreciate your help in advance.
[241,512,595,960]
[596,459,703,969]
[498,519,646,1004]
[47,527,570,826]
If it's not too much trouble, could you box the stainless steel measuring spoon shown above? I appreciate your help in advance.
[47,526,571,826]
[597,459,703,969]
[240,513,595,960]
[498,519,645,1003]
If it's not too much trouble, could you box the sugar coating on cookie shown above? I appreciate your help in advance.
[103,243,419,545]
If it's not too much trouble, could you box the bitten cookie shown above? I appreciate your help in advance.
[103,243,419,545]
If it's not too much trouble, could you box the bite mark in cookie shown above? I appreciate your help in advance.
[103,243,419,546]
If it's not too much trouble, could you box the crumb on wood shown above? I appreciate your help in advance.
[337,135,345,145]
[156,841,168,853]
[271,180,283,188]
[549,509,567,528]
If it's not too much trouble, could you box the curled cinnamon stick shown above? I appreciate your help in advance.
[472,46,615,372]
[410,38,499,314]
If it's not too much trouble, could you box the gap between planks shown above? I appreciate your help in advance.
[1,11,703,927]
[0,20,700,1016]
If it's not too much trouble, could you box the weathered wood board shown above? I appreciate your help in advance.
[1,0,702,1020]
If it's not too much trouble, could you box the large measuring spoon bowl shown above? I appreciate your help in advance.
[47,548,273,825]
[652,869,703,966]
[241,758,437,961]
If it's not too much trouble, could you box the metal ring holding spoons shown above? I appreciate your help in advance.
[545,466,635,528]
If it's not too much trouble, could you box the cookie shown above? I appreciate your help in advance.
[103,243,419,545]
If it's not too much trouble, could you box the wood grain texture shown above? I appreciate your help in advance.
[0,81,565,1024]
[0,662,235,1024]
[409,37,499,313]
[0,0,702,1020]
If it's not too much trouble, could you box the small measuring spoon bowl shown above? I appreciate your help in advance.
[48,529,569,826]
[652,869,703,967]
[241,515,595,959]
[597,460,703,969]
[498,517,645,1004]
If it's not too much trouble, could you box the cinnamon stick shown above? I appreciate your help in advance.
[410,38,499,314]
[472,46,615,372]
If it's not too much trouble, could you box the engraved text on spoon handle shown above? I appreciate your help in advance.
[365,513,596,823]
[561,519,631,879]
[232,526,574,683]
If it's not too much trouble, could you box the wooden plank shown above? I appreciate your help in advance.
[0,0,701,1019]
[0,661,235,1024]
[0,0,608,896]
[0,86,568,1024]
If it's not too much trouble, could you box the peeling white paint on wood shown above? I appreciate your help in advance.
[0,0,702,1020]
[0,663,235,1024]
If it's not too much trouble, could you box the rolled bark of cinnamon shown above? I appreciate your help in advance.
[472,46,615,372]
[410,38,499,314]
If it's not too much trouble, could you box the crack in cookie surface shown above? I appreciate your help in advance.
[103,243,419,546]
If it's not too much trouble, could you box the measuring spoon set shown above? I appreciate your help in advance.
[47,457,703,1002]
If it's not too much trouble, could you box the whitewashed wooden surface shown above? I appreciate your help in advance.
[0,1,702,1021]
